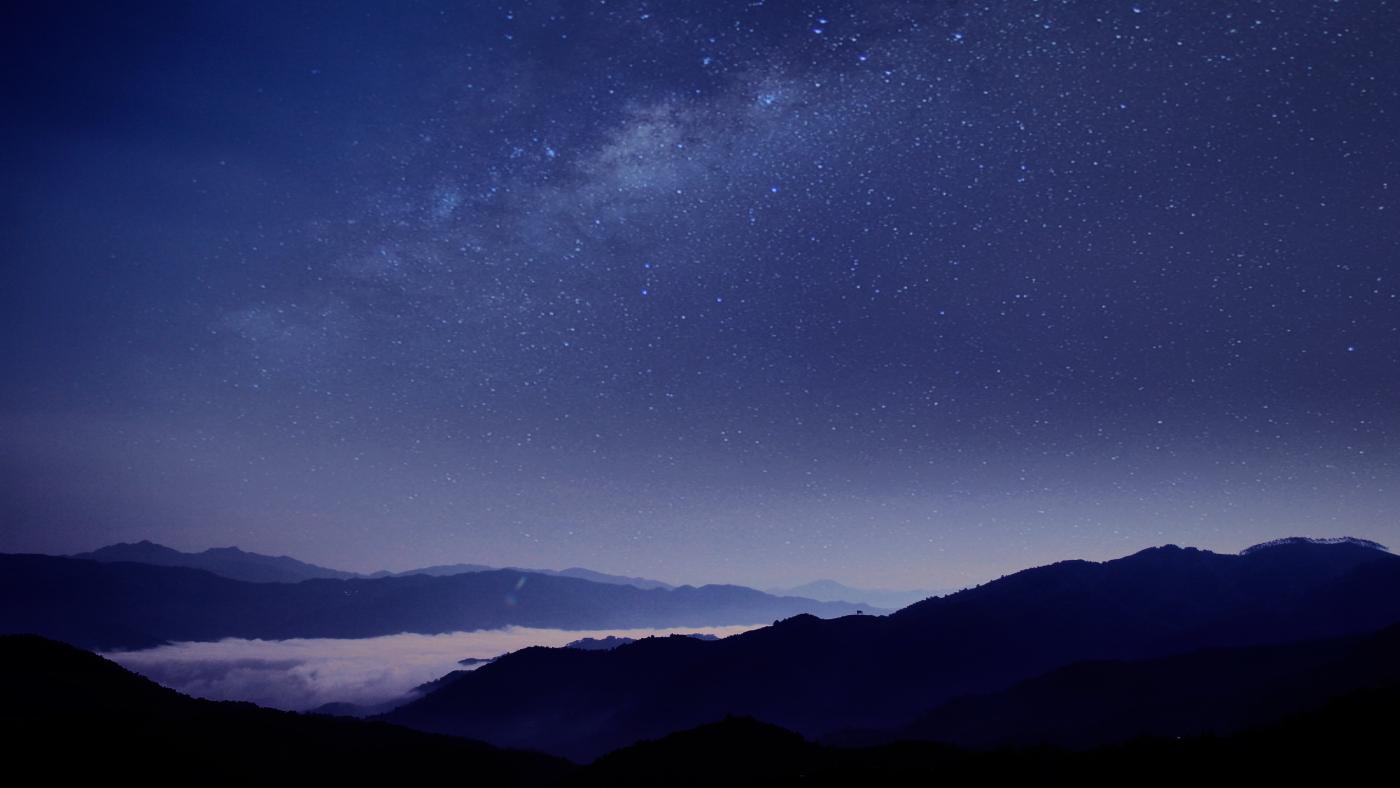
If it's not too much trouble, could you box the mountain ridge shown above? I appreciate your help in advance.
[0,553,865,650]
[72,540,360,583]
[382,538,1400,760]
[382,562,674,590]
[0,634,570,781]
[7,633,1400,783]
[764,580,941,610]
[865,621,1400,749]
[1240,535,1389,555]
[73,540,677,590]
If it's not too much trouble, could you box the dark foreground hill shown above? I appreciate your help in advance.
[0,553,864,650]
[866,621,1400,748]
[572,687,1400,787]
[8,633,1399,786]
[0,635,570,783]
[384,539,1400,759]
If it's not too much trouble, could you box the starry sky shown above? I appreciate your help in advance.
[3,0,1398,589]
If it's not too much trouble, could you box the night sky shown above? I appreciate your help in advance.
[3,1,1398,588]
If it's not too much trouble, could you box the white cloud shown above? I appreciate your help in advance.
[105,624,757,711]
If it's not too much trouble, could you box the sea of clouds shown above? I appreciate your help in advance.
[104,625,757,712]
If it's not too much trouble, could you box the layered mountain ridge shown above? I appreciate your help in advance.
[0,553,867,650]
[383,538,1400,759]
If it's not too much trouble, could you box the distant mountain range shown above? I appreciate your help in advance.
[765,580,943,610]
[72,540,675,590]
[566,636,640,651]
[382,538,1400,760]
[72,540,360,583]
[0,553,865,650]
[76,542,977,606]
[374,563,674,591]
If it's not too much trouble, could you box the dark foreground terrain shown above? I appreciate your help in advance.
[384,538,1400,758]
[8,538,1400,784]
[575,688,1400,786]
[0,634,572,783]
[2,638,1400,783]
[6,627,1400,785]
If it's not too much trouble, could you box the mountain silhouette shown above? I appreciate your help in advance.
[0,635,570,782]
[543,567,674,591]
[383,562,673,590]
[72,540,360,583]
[74,541,676,590]
[566,636,638,650]
[367,562,496,578]
[7,632,1395,785]
[383,539,1400,759]
[766,580,942,610]
[0,553,864,649]
[572,686,1400,786]
[852,621,1400,749]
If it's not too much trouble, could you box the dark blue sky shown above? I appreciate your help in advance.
[3,1,1398,587]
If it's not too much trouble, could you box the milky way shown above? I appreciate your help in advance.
[3,1,1398,587]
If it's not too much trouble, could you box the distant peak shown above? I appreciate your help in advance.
[1241,536,1390,555]
[87,540,178,553]
[111,540,166,548]
[1136,544,1186,553]
[1121,544,1199,560]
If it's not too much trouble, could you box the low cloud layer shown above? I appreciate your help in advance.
[105,625,757,711]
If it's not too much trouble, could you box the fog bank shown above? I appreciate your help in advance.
[106,625,757,711]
